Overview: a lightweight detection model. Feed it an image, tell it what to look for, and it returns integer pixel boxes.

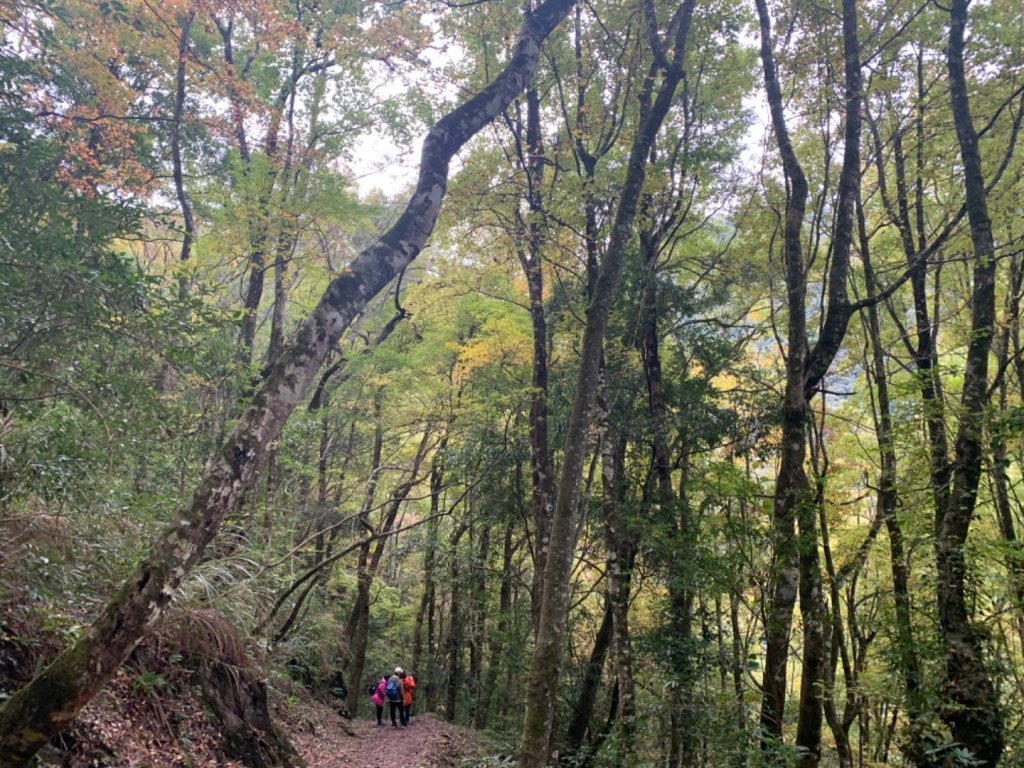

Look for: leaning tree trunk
[0,1,578,761]
[933,1,1005,763]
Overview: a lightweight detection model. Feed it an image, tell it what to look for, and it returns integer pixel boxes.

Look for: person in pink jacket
[369,673,388,726]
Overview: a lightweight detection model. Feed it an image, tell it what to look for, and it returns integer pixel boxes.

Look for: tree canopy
[1,0,1023,766]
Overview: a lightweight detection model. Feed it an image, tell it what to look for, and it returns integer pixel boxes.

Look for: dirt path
[289,712,481,768]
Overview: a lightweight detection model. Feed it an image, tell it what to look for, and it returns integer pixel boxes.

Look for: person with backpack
[386,667,406,727]
[368,673,388,726]
[399,669,416,725]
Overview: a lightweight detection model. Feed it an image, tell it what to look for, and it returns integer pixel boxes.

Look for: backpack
[367,683,376,696]
[385,678,401,701]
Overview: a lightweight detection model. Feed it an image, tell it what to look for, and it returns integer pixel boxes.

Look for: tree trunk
[265,82,300,369]
[599,387,636,766]
[468,523,490,724]
[513,85,558,632]
[199,662,302,768]
[729,587,747,768]
[475,516,515,730]
[344,399,383,716]
[445,523,468,722]
[991,253,1024,649]
[885,54,951,526]
[171,12,195,274]
[859,202,934,767]
[753,0,810,744]
[347,429,432,715]
[0,3,578,756]
[518,4,696,763]
[795,3,862,764]
[795,483,829,768]
[565,599,613,753]
[754,0,863,761]
[818,477,854,768]
[934,1,1005,762]
[638,160,694,768]
[413,449,445,707]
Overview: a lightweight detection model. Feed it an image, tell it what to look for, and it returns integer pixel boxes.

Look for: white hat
[395,666,403,674]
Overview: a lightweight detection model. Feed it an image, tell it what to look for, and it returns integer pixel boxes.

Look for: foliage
[0,0,1023,764]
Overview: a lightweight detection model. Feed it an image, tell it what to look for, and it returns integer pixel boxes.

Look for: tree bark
[598,381,636,766]
[638,160,695,768]
[344,398,383,715]
[565,599,614,753]
[0,1,578,758]
[934,1,1005,762]
[512,85,558,632]
[992,254,1024,649]
[795,3,862,764]
[475,516,515,730]
[347,428,432,714]
[468,523,490,724]
[171,11,195,272]
[728,587,747,768]
[859,201,937,767]
[754,0,863,761]
[753,0,810,744]
[413,445,446,710]
[518,3,697,763]
[880,59,951,524]
[445,522,468,722]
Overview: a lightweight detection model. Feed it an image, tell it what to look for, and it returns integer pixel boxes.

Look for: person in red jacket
[399,669,416,725]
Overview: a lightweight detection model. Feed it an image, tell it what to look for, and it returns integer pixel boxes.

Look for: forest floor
[3,600,483,768]
[20,662,483,768]
[289,707,485,768]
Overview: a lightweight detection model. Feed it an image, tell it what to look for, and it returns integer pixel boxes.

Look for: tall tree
[518,0,698,762]
[0,0,578,760]
[932,0,1005,761]
[753,0,864,763]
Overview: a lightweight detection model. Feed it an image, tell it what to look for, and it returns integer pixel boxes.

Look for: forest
[0,0,1022,765]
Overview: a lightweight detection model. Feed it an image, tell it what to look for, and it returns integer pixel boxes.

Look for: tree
[518,0,699,762]
[0,0,578,760]
[931,0,1005,762]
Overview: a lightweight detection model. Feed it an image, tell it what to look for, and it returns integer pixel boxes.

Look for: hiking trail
[290,711,482,768]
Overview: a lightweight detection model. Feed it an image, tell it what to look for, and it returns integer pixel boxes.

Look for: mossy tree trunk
[933,1,1005,762]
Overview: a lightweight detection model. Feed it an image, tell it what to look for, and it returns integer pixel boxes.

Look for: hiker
[399,669,416,724]
[386,667,406,727]
[369,673,388,726]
